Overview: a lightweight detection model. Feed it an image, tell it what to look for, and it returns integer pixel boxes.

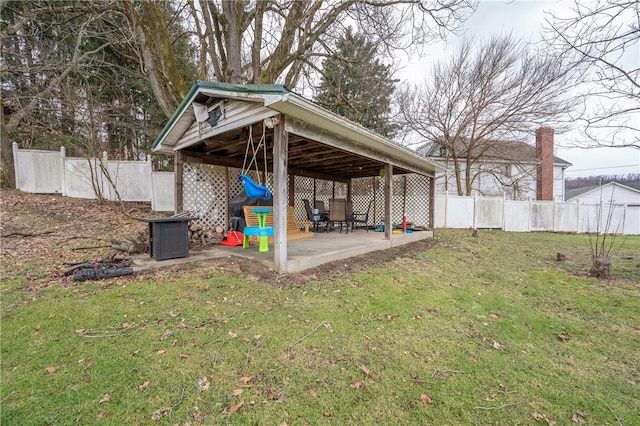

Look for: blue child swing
[238,123,272,201]
[236,123,274,251]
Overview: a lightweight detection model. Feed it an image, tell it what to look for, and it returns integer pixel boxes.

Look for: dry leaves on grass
[198,377,211,392]
[419,394,434,406]
[228,388,243,397]
[572,411,587,423]
[138,381,149,391]
[533,412,556,425]
[45,366,58,374]
[349,380,363,389]
[224,400,244,416]
[98,393,110,404]
[359,364,378,380]
[151,406,171,421]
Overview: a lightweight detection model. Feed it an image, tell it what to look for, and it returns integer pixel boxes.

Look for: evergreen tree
[315,28,397,138]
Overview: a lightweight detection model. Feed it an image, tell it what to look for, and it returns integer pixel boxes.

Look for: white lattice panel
[183,163,227,229]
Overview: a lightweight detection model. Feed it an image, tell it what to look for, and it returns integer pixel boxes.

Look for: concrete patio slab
[131,229,433,274]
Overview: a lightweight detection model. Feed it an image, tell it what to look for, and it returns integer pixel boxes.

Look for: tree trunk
[0,100,15,188]
[123,1,188,117]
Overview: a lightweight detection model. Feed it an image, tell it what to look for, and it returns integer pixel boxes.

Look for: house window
[439,146,448,157]
[502,165,511,178]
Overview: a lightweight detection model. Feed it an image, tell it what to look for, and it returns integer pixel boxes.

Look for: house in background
[417,127,572,201]
[566,182,640,206]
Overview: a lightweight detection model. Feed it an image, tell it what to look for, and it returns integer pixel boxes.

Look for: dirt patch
[1,190,438,288]
[230,236,438,286]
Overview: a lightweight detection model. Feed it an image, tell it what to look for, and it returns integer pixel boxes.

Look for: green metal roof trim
[152,81,291,149]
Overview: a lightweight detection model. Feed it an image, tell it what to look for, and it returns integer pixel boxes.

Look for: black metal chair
[351,200,372,232]
[303,199,325,231]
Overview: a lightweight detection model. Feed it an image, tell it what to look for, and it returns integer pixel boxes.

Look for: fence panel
[151,172,175,212]
[14,148,63,193]
[504,201,530,232]
[530,202,554,231]
[554,202,578,232]
[445,196,474,228]
[103,161,151,202]
[474,197,503,228]
[624,206,640,235]
[63,158,103,199]
[434,197,446,228]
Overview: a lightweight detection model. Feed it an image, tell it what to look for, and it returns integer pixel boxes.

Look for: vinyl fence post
[12,142,19,189]
[60,146,66,195]
[473,193,477,229]
[147,155,154,206]
[576,199,581,233]
[502,193,506,230]
[444,190,448,228]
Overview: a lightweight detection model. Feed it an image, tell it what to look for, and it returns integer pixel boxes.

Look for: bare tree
[177,0,475,88]
[398,34,578,196]
[545,0,639,150]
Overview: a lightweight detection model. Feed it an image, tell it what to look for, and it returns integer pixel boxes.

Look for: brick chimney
[536,127,554,201]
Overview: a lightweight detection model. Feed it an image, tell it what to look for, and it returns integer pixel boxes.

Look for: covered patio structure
[153,81,441,273]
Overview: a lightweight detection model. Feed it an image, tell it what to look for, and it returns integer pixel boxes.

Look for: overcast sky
[398,0,640,179]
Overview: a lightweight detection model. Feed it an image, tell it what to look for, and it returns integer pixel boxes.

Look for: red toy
[220,231,244,246]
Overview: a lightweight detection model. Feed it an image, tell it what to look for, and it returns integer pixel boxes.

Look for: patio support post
[429,175,435,230]
[288,174,295,206]
[272,114,288,272]
[384,163,393,240]
[175,150,185,213]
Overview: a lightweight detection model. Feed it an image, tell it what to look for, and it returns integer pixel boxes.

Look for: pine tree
[315,28,397,138]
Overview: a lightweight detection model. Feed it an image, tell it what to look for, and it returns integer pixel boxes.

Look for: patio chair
[327,199,350,233]
[303,198,325,231]
[351,200,372,232]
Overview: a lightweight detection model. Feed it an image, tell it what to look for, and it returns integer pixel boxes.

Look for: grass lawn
[1,229,639,425]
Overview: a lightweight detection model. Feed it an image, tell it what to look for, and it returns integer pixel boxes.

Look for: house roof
[418,138,572,167]
[565,181,640,201]
[153,81,442,179]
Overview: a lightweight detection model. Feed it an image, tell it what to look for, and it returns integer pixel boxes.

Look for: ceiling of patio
[183,124,413,182]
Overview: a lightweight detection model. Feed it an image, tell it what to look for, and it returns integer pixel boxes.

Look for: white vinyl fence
[12,145,639,235]
[435,193,639,235]
[12,143,174,212]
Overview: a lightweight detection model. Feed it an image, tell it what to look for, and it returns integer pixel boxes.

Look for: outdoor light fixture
[264,116,279,129]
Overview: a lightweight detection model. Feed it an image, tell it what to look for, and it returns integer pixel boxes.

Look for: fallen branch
[77,322,139,338]
[596,397,623,426]
[286,321,327,354]
[431,369,465,380]
[72,244,112,251]
[473,403,516,410]
[2,230,54,237]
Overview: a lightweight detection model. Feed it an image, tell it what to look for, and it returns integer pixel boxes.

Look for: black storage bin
[143,217,198,261]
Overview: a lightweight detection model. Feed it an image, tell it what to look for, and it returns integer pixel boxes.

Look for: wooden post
[272,115,288,272]
[429,174,435,230]
[175,150,184,213]
[225,167,230,227]
[384,164,393,240]
[288,173,295,206]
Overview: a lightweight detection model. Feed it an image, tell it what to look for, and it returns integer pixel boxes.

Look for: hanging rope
[241,123,267,184]
[239,122,272,200]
